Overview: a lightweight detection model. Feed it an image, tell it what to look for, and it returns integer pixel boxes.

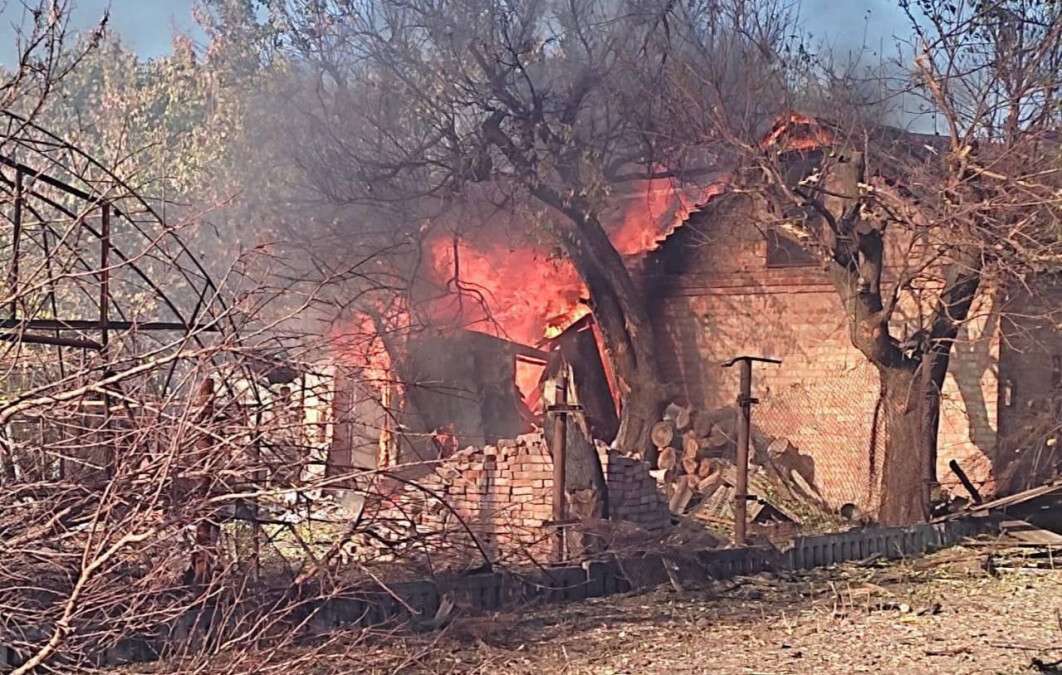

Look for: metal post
[8,169,22,319]
[734,359,752,546]
[723,355,781,546]
[99,202,111,351]
[551,375,569,562]
[99,203,113,476]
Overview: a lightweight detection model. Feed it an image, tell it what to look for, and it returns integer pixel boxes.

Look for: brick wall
[935,291,1000,493]
[994,284,1062,492]
[376,432,669,561]
[645,195,1006,507]
[599,451,671,526]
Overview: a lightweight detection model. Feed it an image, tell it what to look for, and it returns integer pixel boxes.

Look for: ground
[338,541,1062,675]
[126,538,1062,674]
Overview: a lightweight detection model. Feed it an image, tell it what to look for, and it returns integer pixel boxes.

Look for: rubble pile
[370,432,670,563]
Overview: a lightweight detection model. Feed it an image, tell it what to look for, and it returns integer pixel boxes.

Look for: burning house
[642,116,1062,508]
[321,115,1061,551]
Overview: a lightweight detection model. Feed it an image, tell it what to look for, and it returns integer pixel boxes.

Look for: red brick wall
[647,195,1005,507]
[994,285,1062,492]
[378,432,669,561]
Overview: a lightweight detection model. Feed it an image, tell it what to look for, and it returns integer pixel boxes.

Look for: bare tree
[0,9,456,667]
[683,0,1061,523]
[245,0,794,473]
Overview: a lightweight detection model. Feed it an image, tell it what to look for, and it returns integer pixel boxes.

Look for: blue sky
[802,0,912,54]
[1,0,915,61]
[1,0,203,62]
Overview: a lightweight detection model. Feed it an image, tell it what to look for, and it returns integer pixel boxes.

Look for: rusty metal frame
[0,111,227,370]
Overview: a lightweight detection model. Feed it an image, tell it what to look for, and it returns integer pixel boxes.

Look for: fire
[427,236,588,347]
[761,112,837,152]
[330,175,727,399]
[326,114,818,434]
[426,177,725,347]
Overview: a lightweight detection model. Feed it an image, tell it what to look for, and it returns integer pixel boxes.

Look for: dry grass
[203,538,1061,675]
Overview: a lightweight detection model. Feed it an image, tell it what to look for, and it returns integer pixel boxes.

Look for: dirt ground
[337,540,1062,675]
[125,538,1061,674]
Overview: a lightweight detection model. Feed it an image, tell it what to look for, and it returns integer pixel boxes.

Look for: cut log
[668,474,695,513]
[696,457,715,478]
[682,456,699,476]
[682,432,701,460]
[698,471,723,495]
[673,405,692,432]
[651,420,675,449]
[658,446,677,471]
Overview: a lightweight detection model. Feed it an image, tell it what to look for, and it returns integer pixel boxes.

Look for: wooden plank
[1000,520,1062,546]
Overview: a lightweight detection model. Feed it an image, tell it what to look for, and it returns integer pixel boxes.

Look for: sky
[0,0,917,61]
[1,0,203,62]
[801,0,913,55]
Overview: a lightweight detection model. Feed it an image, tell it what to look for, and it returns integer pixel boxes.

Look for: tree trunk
[815,150,983,525]
[551,207,669,464]
[484,121,669,463]
[919,254,984,508]
[819,150,931,524]
[873,366,930,525]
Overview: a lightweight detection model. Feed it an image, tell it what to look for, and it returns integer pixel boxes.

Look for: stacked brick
[598,449,671,532]
[374,432,670,561]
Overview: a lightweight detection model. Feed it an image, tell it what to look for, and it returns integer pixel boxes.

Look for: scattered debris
[253,534,1062,674]
[1001,519,1062,547]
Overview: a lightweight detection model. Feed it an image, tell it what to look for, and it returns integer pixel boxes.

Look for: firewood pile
[647,403,834,533]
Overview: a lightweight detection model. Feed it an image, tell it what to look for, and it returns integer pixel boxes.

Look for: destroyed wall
[376,433,669,561]
[401,330,535,452]
[644,192,1005,508]
[329,366,390,486]
[995,283,1062,492]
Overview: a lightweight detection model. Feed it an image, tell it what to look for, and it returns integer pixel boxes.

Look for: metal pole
[8,169,22,319]
[734,359,752,546]
[551,375,569,562]
[722,355,781,546]
[99,202,111,351]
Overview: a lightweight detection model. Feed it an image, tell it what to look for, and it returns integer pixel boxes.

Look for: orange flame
[761,112,836,152]
[331,176,724,389]
[426,178,724,346]
[427,236,589,347]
